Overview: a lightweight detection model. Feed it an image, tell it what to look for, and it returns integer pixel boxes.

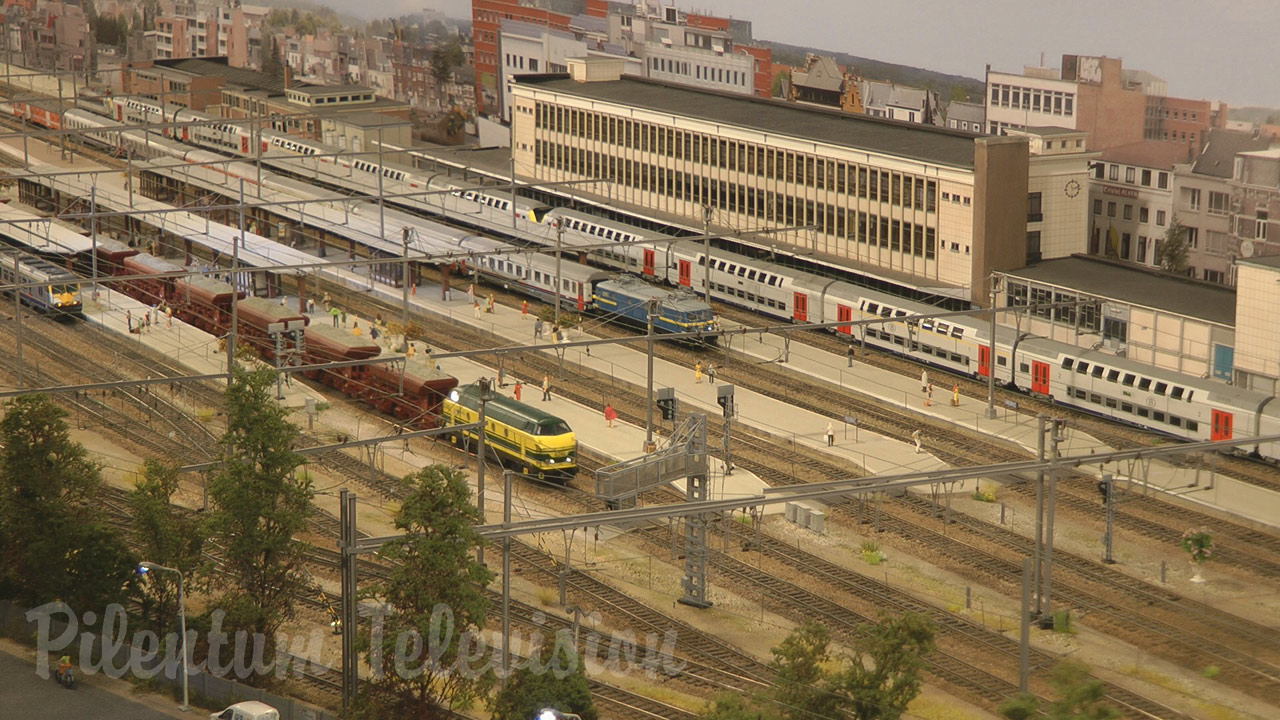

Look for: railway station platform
[323,265,1277,529]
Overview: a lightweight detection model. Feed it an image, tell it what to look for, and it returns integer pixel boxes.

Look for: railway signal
[657,386,678,422]
[716,384,735,418]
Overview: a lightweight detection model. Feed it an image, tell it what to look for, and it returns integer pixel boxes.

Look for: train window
[1138,378,1152,391]
[951,327,964,338]
[747,270,757,281]
[1073,388,1086,399]
[1062,358,1074,369]
[1171,386,1184,400]
[1154,382,1168,396]
[717,260,727,270]
[1186,420,1198,432]
[1184,390,1194,403]
[1019,362,1028,373]
[1122,374,1135,386]
[1090,393,1102,404]
[1170,416,1182,428]
[997,356,1008,367]
[1153,411,1165,422]
[1107,370,1120,382]
[921,319,935,331]
[892,335,905,346]
[866,303,879,314]
[880,307,893,318]
[1136,407,1149,418]
[737,266,748,277]
[746,293,756,302]
[1091,366,1104,378]
[1121,402,1133,413]
[936,322,949,333]
[1076,362,1089,374]
[1105,398,1118,409]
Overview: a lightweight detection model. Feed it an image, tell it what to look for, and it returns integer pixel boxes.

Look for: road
[0,639,189,720]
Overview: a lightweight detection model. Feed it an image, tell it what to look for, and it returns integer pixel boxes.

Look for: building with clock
[1007,127,1096,263]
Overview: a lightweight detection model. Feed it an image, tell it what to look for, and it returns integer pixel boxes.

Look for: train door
[1211,410,1234,441]
[793,293,808,322]
[1030,360,1050,395]
[575,282,585,311]
[978,346,991,378]
[240,136,250,154]
[677,259,691,287]
[642,249,656,277]
[836,304,852,335]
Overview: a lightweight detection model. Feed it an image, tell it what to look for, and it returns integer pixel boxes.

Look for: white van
[209,701,280,720]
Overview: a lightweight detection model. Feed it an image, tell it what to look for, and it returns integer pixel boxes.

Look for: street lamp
[538,710,583,720]
[137,561,189,712]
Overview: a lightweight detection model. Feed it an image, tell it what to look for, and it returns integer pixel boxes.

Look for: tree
[430,40,465,86]
[1155,217,1190,274]
[262,36,284,78]
[129,459,207,633]
[204,367,312,641]
[769,620,840,719]
[998,659,1118,720]
[0,395,136,609]
[698,614,934,720]
[353,465,494,718]
[836,612,935,720]
[490,636,597,720]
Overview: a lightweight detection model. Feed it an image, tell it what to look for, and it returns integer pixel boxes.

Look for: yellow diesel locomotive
[442,383,577,481]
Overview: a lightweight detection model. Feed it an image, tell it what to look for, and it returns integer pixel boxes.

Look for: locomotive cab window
[534,419,572,436]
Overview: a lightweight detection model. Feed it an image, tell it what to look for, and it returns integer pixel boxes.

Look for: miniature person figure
[912,429,922,453]
[307,297,316,314]
[323,292,331,310]
[280,295,287,307]
[467,283,476,305]
[330,306,340,327]
[541,374,551,401]
[340,309,348,327]
[370,324,379,341]
[144,310,151,331]
[951,385,960,407]
[694,361,704,384]
[497,365,505,388]
[921,369,929,392]
[534,317,544,340]
[925,383,934,407]
[847,343,855,367]
[521,300,529,318]
[706,362,716,383]
[165,304,173,328]
[406,342,416,358]
[604,403,617,428]
[474,301,482,319]
[351,321,362,336]
[825,423,835,447]
[126,309,133,333]
[487,293,495,314]
[513,381,523,402]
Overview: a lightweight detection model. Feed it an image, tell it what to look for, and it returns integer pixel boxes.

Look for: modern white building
[607,1,758,97]
[498,18,639,124]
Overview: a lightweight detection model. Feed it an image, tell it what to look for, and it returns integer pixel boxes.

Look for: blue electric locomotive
[593,276,717,343]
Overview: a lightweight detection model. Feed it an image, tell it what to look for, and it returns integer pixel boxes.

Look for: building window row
[988,83,1075,116]
[535,139,937,260]
[534,102,938,212]
[1092,162,1169,189]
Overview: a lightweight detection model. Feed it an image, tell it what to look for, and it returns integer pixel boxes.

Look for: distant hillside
[763,41,986,103]
[1229,106,1280,125]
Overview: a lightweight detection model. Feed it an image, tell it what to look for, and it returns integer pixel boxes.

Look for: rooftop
[1237,254,1280,271]
[514,75,979,168]
[1191,128,1273,178]
[153,57,287,94]
[323,110,410,128]
[289,84,374,96]
[1100,140,1193,170]
[1015,126,1083,137]
[1007,255,1235,326]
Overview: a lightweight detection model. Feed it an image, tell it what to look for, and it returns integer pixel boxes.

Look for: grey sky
[382,0,1280,108]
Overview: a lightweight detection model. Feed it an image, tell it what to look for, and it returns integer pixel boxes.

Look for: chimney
[284,64,291,89]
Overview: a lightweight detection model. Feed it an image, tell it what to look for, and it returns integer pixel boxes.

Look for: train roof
[451,383,571,428]
[547,207,668,241]
[597,276,712,313]
[126,253,185,274]
[180,274,237,297]
[1017,336,1267,408]
[0,246,77,280]
[93,238,136,256]
[237,296,307,323]
[306,323,382,352]
[0,201,92,255]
